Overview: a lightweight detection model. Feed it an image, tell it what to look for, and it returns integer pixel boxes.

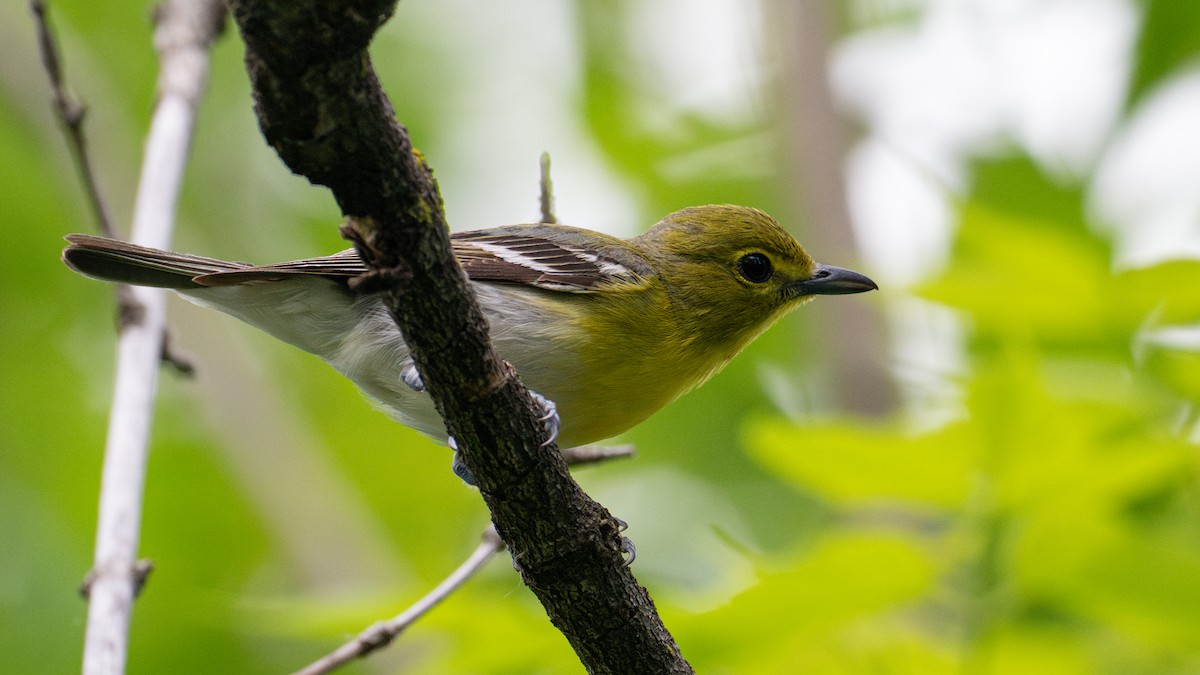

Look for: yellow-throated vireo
[63,205,877,469]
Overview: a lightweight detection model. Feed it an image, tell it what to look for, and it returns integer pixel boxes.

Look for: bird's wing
[192,227,651,293]
[451,229,648,293]
[63,234,254,289]
[191,249,364,286]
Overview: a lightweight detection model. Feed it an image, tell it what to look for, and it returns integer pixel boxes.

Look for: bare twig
[291,443,632,673]
[78,1,225,674]
[157,328,195,376]
[32,0,196,376]
[538,151,557,223]
[294,527,506,675]
[561,443,635,467]
[30,0,117,239]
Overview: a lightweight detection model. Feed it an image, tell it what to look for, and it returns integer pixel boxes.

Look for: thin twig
[31,0,117,239]
[158,327,195,376]
[77,1,225,674]
[32,0,196,376]
[538,151,557,223]
[290,449,629,675]
[293,527,506,675]
[561,443,636,467]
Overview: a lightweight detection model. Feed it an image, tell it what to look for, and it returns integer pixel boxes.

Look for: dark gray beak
[791,264,878,296]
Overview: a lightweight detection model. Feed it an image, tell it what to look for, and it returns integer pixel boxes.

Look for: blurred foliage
[3,0,1200,673]
[1129,0,1200,110]
[741,156,1200,669]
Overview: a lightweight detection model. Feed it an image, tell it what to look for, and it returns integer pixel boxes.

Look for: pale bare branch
[294,527,506,675]
[78,1,225,673]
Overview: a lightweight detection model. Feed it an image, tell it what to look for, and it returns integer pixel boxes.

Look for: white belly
[181,278,582,443]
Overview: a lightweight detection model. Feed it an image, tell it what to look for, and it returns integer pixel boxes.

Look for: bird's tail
[62,234,249,289]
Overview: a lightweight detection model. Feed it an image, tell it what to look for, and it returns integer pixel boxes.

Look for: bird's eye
[737,253,773,283]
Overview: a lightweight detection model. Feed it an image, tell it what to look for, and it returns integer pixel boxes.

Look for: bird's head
[634,204,877,353]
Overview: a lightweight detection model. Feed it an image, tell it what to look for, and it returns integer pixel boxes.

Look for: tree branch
[30,0,116,240]
[32,0,196,375]
[71,1,226,673]
[294,527,505,675]
[226,1,690,671]
[291,445,634,674]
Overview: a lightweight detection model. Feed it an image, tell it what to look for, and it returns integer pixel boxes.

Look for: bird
[63,204,877,476]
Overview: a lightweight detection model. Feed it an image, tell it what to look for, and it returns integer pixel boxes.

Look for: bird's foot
[446,391,559,487]
[621,537,637,566]
[448,436,477,486]
[400,359,425,392]
[531,390,559,447]
[614,517,636,566]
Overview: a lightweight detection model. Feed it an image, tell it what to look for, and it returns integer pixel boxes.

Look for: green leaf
[1116,259,1200,326]
[983,624,1094,675]
[1128,0,1200,110]
[970,155,1089,229]
[1018,525,1200,651]
[678,534,936,670]
[1142,344,1200,402]
[746,418,975,509]
[920,203,1123,350]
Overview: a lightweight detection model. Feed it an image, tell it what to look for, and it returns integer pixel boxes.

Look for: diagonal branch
[294,527,506,675]
[64,1,226,673]
[31,0,116,239]
[32,0,196,375]
[225,1,691,672]
[291,446,634,674]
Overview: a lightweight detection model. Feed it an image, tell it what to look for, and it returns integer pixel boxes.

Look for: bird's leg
[530,390,560,447]
[613,517,636,566]
[408,353,558,448]
[399,358,425,392]
[448,391,561,486]
[445,393,634,561]
[401,359,479,484]
[448,436,477,486]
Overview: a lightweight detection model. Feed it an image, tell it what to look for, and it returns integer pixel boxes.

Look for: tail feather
[62,234,249,289]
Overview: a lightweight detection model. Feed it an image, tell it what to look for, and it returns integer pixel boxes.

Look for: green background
[2,1,1199,672]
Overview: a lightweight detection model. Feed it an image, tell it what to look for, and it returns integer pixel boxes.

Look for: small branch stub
[539,152,557,224]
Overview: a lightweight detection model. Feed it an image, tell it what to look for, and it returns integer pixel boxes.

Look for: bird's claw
[530,391,560,447]
[400,359,425,392]
[449,437,477,486]
[445,391,558,485]
[608,516,635,565]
